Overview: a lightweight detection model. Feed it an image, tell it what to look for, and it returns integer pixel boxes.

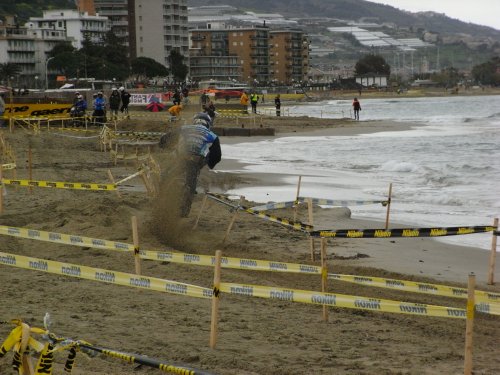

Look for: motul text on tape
[207,192,313,232]
[0,251,212,299]
[298,196,388,207]
[219,282,467,319]
[310,226,496,238]
[1,179,117,191]
[329,273,500,315]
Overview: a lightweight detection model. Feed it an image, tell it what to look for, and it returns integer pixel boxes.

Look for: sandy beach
[0,104,498,374]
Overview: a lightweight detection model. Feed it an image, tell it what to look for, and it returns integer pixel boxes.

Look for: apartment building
[129,0,189,68]
[28,9,110,49]
[0,15,68,86]
[270,29,309,84]
[190,26,309,85]
[93,0,129,48]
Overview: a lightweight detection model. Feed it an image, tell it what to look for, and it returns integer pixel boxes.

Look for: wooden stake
[487,218,498,285]
[107,169,122,198]
[193,194,208,229]
[321,238,328,322]
[293,176,302,222]
[21,322,34,375]
[384,183,392,230]
[308,198,315,261]
[0,166,3,215]
[210,250,222,349]
[464,273,475,375]
[223,196,243,243]
[28,146,33,195]
[131,216,141,275]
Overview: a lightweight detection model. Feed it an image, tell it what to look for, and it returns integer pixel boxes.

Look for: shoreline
[214,119,499,287]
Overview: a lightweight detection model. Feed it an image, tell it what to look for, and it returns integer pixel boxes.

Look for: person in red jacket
[352,97,361,120]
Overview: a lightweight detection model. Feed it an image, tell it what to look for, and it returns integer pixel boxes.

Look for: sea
[220,94,500,251]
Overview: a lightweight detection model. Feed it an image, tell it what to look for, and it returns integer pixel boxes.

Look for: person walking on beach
[352,97,361,120]
[250,92,259,114]
[240,91,249,113]
[109,87,121,120]
[119,86,131,119]
[274,94,281,117]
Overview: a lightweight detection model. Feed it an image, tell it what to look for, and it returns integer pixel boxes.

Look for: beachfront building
[0,15,68,87]
[269,29,309,85]
[28,9,110,49]
[92,0,130,49]
[190,25,311,85]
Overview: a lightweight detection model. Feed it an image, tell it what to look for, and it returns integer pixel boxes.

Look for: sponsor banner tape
[298,196,388,207]
[249,201,297,212]
[329,273,500,314]
[310,226,496,238]
[219,282,466,319]
[1,179,117,191]
[0,224,133,252]
[207,192,313,232]
[0,251,212,299]
[1,163,16,170]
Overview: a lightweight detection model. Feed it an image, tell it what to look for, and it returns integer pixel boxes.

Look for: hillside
[0,0,75,23]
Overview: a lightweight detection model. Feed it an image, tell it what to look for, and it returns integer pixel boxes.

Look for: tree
[355,54,391,76]
[130,57,168,79]
[0,63,22,83]
[48,42,79,77]
[471,57,500,85]
[168,50,188,81]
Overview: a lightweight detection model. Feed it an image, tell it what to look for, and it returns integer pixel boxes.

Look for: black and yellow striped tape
[1,178,117,191]
[310,226,496,238]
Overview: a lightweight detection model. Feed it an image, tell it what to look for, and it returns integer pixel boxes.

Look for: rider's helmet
[77,94,84,100]
[193,112,213,129]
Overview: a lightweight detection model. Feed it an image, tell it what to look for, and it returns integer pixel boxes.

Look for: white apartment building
[28,9,110,49]
[0,16,68,87]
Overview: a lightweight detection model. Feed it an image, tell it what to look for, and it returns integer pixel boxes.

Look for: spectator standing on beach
[119,86,131,119]
[240,91,249,113]
[93,91,107,126]
[274,94,281,117]
[109,87,121,120]
[352,97,361,120]
[173,89,181,105]
[250,92,259,114]
[168,103,183,120]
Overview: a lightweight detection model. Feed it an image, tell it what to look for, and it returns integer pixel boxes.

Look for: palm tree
[0,63,22,85]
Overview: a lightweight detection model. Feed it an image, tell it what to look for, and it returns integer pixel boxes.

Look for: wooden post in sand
[28,146,33,195]
[293,176,302,222]
[307,198,315,261]
[384,183,392,230]
[223,195,243,243]
[487,218,498,285]
[131,216,142,275]
[463,273,475,375]
[0,166,3,214]
[193,194,208,229]
[20,322,34,375]
[210,250,222,349]
[107,169,121,198]
[320,238,328,322]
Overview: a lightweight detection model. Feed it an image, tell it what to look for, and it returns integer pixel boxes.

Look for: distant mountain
[188,0,500,39]
[0,0,75,23]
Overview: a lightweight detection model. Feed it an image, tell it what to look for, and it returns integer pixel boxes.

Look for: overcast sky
[369,0,500,30]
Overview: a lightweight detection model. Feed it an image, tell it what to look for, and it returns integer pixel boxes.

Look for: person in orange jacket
[240,91,249,113]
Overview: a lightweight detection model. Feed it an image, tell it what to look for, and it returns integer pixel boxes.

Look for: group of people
[70,87,132,126]
[239,91,281,116]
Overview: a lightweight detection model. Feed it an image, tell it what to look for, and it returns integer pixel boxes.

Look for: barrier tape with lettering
[1,178,117,191]
[2,223,498,313]
[328,273,500,315]
[310,226,496,238]
[207,192,313,232]
[1,163,16,170]
[219,282,467,319]
[0,320,215,375]
[298,196,389,207]
[0,251,212,299]
[249,200,297,212]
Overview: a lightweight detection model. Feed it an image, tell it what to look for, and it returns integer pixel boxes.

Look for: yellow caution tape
[329,273,500,315]
[1,163,16,170]
[249,201,297,212]
[207,192,313,232]
[0,251,212,299]
[0,225,134,252]
[310,226,496,238]
[219,282,466,319]
[1,179,117,191]
[298,196,388,207]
